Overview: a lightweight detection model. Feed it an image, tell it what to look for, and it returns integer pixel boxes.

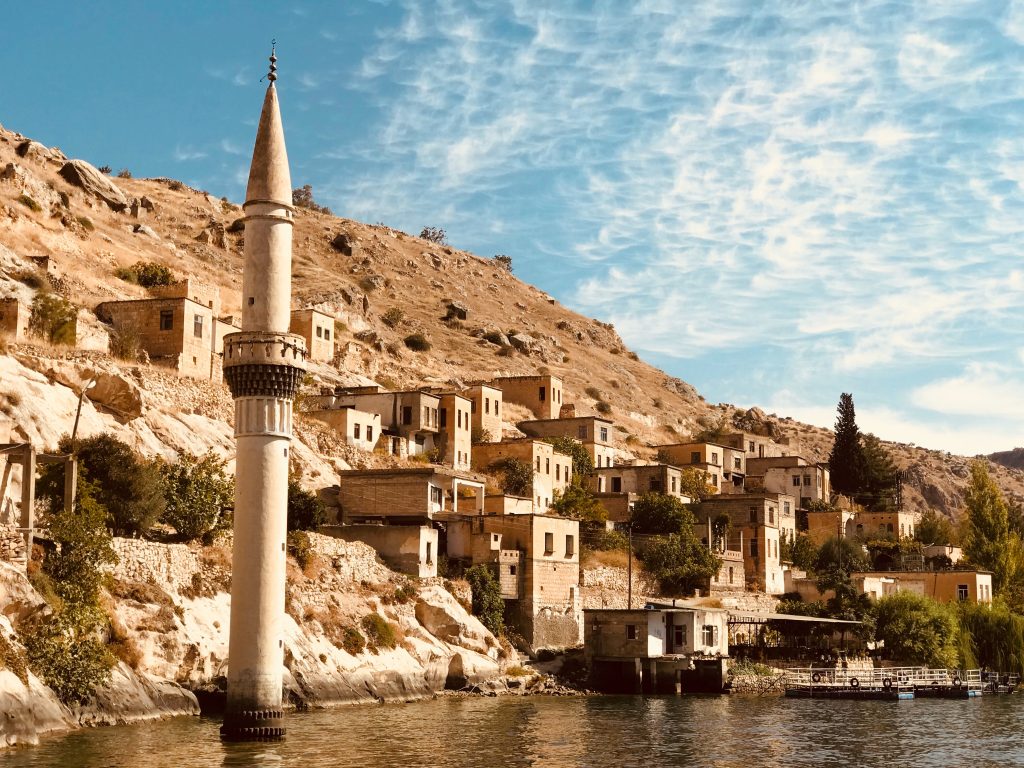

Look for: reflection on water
[5,694,1024,768]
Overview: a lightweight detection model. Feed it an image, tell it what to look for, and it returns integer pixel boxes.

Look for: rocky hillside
[990,448,1024,473]
[1,120,1022,519]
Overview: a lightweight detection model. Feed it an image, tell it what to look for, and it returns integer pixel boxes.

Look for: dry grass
[582,549,630,569]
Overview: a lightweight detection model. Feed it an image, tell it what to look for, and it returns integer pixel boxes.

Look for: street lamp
[70,378,96,453]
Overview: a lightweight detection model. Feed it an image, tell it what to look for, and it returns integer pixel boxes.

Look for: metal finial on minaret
[268,40,277,82]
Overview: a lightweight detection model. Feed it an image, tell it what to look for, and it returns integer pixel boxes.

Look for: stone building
[0,298,29,342]
[518,415,616,468]
[436,392,472,471]
[461,383,503,442]
[491,374,563,420]
[320,524,437,578]
[590,463,690,500]
[333,467,485,524]
[654,442,746,494]
[305,406,380,451]
[788,568,993,605]
[307,387,440,459]
[289,308,335,362]
[720,431,785,460]
[852,509,918,540]
[472,438,572,512]
[745,455,831,509]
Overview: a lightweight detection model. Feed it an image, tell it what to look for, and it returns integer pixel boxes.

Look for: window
[599,427,608,442]
[711,474,718,486]
[425,541,432,565]
[367,426,373,442]
[325,328,331,340]
[749,441,755,452]
[440,408,448,428]
[536,457,541,472]
[803,475,811,486]
[555,464,560,481]
[596,455,602,468]
[702,625,718,647]
[728,567,734,585]
[545,458,550,474]
[691,451,700,463]
[784,501,791,515]
[671,477,677,493]
[957,584,969,601]
[611,477,622,493]
[430,486,443,506]
[751,540,758,558]
[316,326,323,338]
[673,625,686,647]
[556,389,561,403]
[887,523,894,533]
[734,457,741,470]
[544,532,554,554]
[485,397,490,414]
[626,624,637,640]
[354,424,361,440]
[423,406,430,425]
[649,478,662,492]
[711,452,719,465]
[402,406,413,425]
[578,425,587,439]
[792,476,801,487]
[539,386,546,402]
[495,401,500,415]
[458,410,464,429]
[768,507,774,524]
[193,314,203,338]
[509,564,517,576]
[471,400,477,414]
[565,535,575,557]
[749,507,757,523]
[160,310,173,331]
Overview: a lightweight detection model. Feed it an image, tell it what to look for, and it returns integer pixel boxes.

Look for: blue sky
[4,1,1024,455]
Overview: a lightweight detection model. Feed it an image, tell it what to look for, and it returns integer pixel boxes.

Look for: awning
[728,611,861,625]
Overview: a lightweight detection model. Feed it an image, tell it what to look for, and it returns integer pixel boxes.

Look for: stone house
[491,374,563,420]
[461,384,503,442]
[472,438,572,512]
[446,511,581,652]
[852,509,918,540]
[289,308,335,363]
[745,456,831,509]
[320,524,437,578]
[436,392,473,471]
[589,463,690,501]
[305,406,380,452]
[654,442,746,494]
[518,415,616,468]
[720,431,785,460]
[805,506,856,546]
[0,298,30,342]
[96,280,229,381]
[789,568,993,605]
[694,492,793,595]
[332,467,485,524]
[583,605,729,693]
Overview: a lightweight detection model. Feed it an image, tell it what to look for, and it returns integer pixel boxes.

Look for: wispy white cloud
[173,145,207,162]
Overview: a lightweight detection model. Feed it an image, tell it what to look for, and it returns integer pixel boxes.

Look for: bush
[108,321,142,361]
[403,333,431,352]
[0,632,29,685]
[465,565,504,636]
[584,386,602,400]
[595,401,612,415]
[116,169,132,179]
[21,612,113,705]
[17,194,42,212]
[287,531,313,570]
[76,215,94,231]
[551,485,606,523]
[29,293,77,345]
[37,433,165,538]
[287,479,326,532]
[420,226,447,244]
[168,180,183,191]
[98,165,112,175]
[291,184,333,215]
[360,613,397,652]
[342,626,365,655]
[381,307,404,328]
[116,261,174,288]
[160,451,234,541]
[493,254,512,272]
[489,458,534,498]
[639,533,721,595]
[393,582,417,604]
[875,592,959,668]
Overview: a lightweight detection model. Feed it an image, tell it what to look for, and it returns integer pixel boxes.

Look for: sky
[3,1,1023,456]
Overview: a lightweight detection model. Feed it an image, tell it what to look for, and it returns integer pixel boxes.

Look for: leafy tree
[861,433,898,512]
[828,393,867,501]
[551,484,606,524]
[875,592,960,668]
[631,492,694,535]
[29,293,77,345]
[37,433,165,537]
[962,461,1024,597]
[287,478,326,532]
[678,466,716,502]
[489,458,534,498]
[638,534,721,595]
[958,601,1024,675]
[544,436,593,480]
[160,451,234,541]
[914,508,958,547]
[493,254,513,272]
[420,226,447,244]
[814,536,868,594]
[465,565,504,636]
[780,532,818,571]
[291,184,333,215]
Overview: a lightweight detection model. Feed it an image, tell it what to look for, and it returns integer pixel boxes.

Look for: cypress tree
[828,393,867,501]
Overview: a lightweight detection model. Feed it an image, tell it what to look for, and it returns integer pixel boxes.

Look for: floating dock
[783,667,987,700]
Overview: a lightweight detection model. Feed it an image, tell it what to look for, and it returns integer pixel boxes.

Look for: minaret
[220,46,306,742]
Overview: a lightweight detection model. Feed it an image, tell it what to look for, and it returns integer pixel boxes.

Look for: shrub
[168,180,184,191]
[116,261,174,288]
[29,294,77,345]
[360,613,397,652]
[287,530,313,570]
[420,226,447,244]
[471,428,493,444]
[381,307,404,328]
[0,632,29,685]
[17,194,42,212]
[76,215,94,231]
[291,184,333,215]
[160,451,234,541]
[392,582,418,604]
[108,321,142,361]
[287,479,326,532]
[403,333,431,352]
[489,458,534,498]
[595,401,612,415]
[342,626,366,655]
[21,612,113,705]
[584,386,602,400]
[493,254,513,272]
[116,169,132,179]
[98,165,112,175]
[465,565,504,636]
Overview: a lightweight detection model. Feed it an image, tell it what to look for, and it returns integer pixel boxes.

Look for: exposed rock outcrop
[58,159,129,212]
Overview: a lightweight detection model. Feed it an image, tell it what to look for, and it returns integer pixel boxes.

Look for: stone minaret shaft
[221,52,306,742]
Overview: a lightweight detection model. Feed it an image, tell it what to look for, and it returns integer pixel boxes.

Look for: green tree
[780,532,818,571]
[828,393,867,501]
[914,508,958,547]
[638,534,721,595]
[551,484,606,524]
[489,458,534,498]
[37,433,165,537]
[29,293,77,345]
[958,601,1024,675]
[465,564,504,636]
[875,592,960,668]
[962,461,1023,597]
[287,478,326,532]
[631,492,694,535]
[861,433,898,512]
[678,466,716,502]
[160,451,234,541]
[543,436,593,480]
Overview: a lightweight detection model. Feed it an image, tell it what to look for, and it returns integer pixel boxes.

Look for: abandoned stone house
[331,467,486,524]
[289,308,335,362]
[518,415,616,468]
[745,455,831,509]
[471,438,572,513]
[654,442,746,495]
[445,510,581,651]
[788,568,992,606]
[96,279,230,381]
[590,463,689,500]
[491,374,563,420]
[460,383,503,443]
[321,524,438,578]
[0,297,30,342]
[305,405,380,452]
[436,392,472,471]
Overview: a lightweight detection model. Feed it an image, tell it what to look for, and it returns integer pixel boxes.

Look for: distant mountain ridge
[990,448,1024,471]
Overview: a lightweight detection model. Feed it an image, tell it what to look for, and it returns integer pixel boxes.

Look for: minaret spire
[221,46,306,743]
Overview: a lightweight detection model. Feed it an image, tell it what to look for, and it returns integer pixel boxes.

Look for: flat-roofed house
[306,406,380,451]
[589,464,690,501]
[289,308,336,362]
[491,374,563,420]
[518,415,616,468]
[462,384,503,442]
[437,392,472,471]
[472,438,572,513]
[0,298,30,342]
[334,467,485,524]
[745,456,831,509]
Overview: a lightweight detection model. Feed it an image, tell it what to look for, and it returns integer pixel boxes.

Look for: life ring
[849,677,860,689]
[952,677,962,688]
[882,677,892,690]
[931,680,938,686]
[811,672,822,683]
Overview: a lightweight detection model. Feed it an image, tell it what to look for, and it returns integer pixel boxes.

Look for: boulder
[14,141,52,162]
[58,159,129,212]
[509,333,536,353]
[445,301,469,321]
[330,232,357,256]
[13,358,145,420]
[133,224,159,240]
[195,220,226,249]
[414,585,496,657]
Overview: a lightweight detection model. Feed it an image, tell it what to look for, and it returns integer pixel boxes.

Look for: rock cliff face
[0,535,504,746]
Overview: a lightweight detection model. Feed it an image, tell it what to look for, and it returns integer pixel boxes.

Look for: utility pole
[627,520,633,610]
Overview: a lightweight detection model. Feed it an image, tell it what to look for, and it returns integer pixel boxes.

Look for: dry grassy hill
[1,120,1022,520]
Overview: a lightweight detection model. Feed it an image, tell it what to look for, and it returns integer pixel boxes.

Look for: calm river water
[5,694,1024,768]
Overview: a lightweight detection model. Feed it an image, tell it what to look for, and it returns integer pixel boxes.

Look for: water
[5,694,1024,768]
